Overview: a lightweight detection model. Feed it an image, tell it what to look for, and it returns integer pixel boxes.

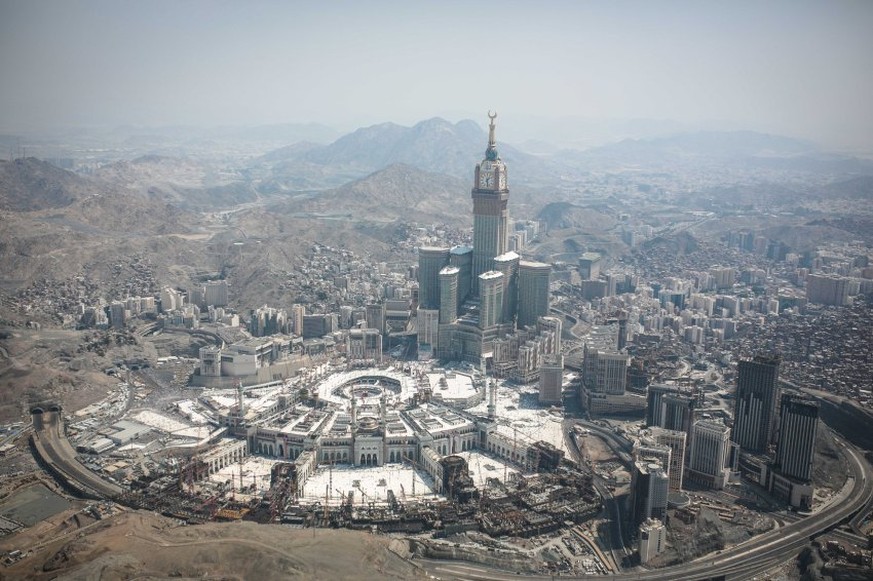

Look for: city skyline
[1,1,872,151]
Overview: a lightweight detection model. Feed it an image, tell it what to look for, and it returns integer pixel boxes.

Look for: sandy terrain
[580,433,619,463]
[3,510,427,580]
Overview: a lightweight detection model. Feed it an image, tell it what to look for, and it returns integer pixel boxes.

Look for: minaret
[488,379,497,422]
[380,391,388,467]
[350,395,357,466]
[481,355,496,421]
[237,380,245,416]
[471,111,510,295]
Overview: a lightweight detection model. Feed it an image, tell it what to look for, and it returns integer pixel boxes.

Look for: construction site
[18,360,611,574]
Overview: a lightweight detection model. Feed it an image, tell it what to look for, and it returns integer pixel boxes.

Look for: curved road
[31,410,122,499]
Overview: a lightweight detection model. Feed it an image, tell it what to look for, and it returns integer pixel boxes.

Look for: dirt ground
[2,509,428,580]
[0,328,118,422]
[580,433,618,463]
[0,325,202,423]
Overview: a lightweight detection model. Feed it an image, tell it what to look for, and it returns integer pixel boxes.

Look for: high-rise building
[365,303,385,335]
[537,316,563,355]
[418,247,450,309]
[646,384,674,427]
[583,348,629,395]
[643,427,687,492]
[203,280,229,307]
[661,392,696,435]
[302,313,337,339]
[630,461,669,525]
[110,301,126,329]
[478,271,505,329]
[732,356,781,453]
[347,328,382,366]
[711,266,736,290]
[806,274,850,306]
[438,266,460,324]
[471,112,510,294]
[773,393,818,482]
[417,308,440,357]
[638,519,667,564]
[418,114,555,367]
[290,304,305,336]
[538,355,564,405]
[493,251,519,325]
[688,420,732,490]
[160,286,183,312]
[578,252,602,280]
[449,246,473,305]
[517,260,551,328]
[635,443,671,479]
[250,305,289,337]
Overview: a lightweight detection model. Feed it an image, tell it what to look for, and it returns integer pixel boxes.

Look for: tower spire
[486,111,498,160]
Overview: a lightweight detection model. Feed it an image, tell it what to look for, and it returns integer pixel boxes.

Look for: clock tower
[471,112,509,295]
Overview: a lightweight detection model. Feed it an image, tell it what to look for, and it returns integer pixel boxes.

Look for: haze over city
[2,0,873,151]
[1,2,873,580]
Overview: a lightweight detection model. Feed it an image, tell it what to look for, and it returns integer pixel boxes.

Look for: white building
[688,420,732,490]
[639,518,667,564]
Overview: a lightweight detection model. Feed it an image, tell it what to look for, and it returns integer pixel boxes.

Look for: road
[30,409,122,499]
[563,420,633,569]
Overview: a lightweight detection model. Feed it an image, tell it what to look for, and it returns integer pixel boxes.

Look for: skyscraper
[438,266,460,324]
[773,393,818,482]
[644,427,687,492]
[732,356,781,453]
[806,273,850,306]
[493,251,520,325]
[418,247,450,309]
[630,461,669,525]
[538,354,564,405]
[478,271,505,329]
[471,112,509,294]
[583,348,630,395]
[449,246,473,305]
[421,113,556,364]
[688,419,732,490]
[517,260,551,328]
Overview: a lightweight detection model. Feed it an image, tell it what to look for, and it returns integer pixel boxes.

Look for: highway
[30,409,123,499]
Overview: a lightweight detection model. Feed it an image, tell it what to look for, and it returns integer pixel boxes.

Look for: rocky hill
[0,158,90,211]
[280,163,470,225]
[93,155,259,209]
[537,201,617,232]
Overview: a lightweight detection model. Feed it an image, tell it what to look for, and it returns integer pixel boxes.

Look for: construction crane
[402,453,427,498]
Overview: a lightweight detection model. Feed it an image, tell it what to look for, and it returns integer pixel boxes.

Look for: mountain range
[252,117,552,191]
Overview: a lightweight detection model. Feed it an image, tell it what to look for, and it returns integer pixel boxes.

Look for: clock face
[498,174,506,190]
[479,173,493,189]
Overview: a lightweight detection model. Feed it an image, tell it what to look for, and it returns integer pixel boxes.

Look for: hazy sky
[1,0,872,150]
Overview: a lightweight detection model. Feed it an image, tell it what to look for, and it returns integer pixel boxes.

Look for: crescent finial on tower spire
[486,111,498,160]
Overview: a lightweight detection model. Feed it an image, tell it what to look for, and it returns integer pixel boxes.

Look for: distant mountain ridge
[558,130,873,173]
[255,117,547,184]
